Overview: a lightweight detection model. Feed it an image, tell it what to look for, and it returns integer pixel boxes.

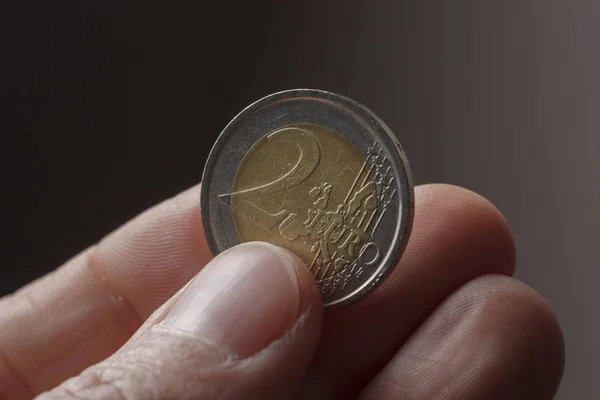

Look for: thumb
[38,242,323,400]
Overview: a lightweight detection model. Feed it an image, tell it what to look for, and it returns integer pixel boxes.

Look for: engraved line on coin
[343,158,367,203]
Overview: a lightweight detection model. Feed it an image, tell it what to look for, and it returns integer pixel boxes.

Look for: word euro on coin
[201,89,414,308]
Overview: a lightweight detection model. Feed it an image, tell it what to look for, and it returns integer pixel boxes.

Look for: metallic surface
[201,89,414,308]
[231,123,370,271]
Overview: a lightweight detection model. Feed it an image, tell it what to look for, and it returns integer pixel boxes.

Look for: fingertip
[261,242,324,314]
[161,241,321,359]
[240,242,324,347]
[221,241,323,316]
[414,184,516,276]
[450,275,565,398]
[494,276,565,397]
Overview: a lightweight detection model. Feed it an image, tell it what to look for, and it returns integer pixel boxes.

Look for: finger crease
[85,248,144,336]
[0,343,35,399]
[61,385,90,400]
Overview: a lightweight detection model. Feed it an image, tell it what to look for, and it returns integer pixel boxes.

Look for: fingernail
[163,242,304,357]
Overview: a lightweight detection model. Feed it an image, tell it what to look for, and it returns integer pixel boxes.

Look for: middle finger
[301,184,516,398]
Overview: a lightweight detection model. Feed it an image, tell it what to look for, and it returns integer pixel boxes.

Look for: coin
[200,89,414,308]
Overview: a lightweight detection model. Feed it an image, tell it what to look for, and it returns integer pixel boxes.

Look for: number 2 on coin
[218,127,321,229]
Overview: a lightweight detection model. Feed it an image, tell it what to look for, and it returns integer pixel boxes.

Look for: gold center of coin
[229,123,378,280]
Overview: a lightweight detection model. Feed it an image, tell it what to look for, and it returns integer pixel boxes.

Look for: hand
[0,184,564,399]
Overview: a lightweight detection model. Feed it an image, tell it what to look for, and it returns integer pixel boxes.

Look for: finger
[301,184,516,398]
[0,185,212,398]
[359,275,564,400]
[37,242,323,400]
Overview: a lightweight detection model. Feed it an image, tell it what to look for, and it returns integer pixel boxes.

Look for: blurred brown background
[1,1,598,398]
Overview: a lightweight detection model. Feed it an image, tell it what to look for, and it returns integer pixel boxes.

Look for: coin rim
[200,89,414,308]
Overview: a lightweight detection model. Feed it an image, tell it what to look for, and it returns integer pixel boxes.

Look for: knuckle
[37,329,243,400]
[36,346,169,400]
[37,367,130,400]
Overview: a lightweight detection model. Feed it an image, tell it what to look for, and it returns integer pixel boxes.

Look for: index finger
[0,185,212,398]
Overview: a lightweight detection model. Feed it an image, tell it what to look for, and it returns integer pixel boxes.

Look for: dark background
[1,1,598,398]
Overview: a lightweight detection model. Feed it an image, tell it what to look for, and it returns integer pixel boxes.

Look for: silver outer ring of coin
[200,89,414,308]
